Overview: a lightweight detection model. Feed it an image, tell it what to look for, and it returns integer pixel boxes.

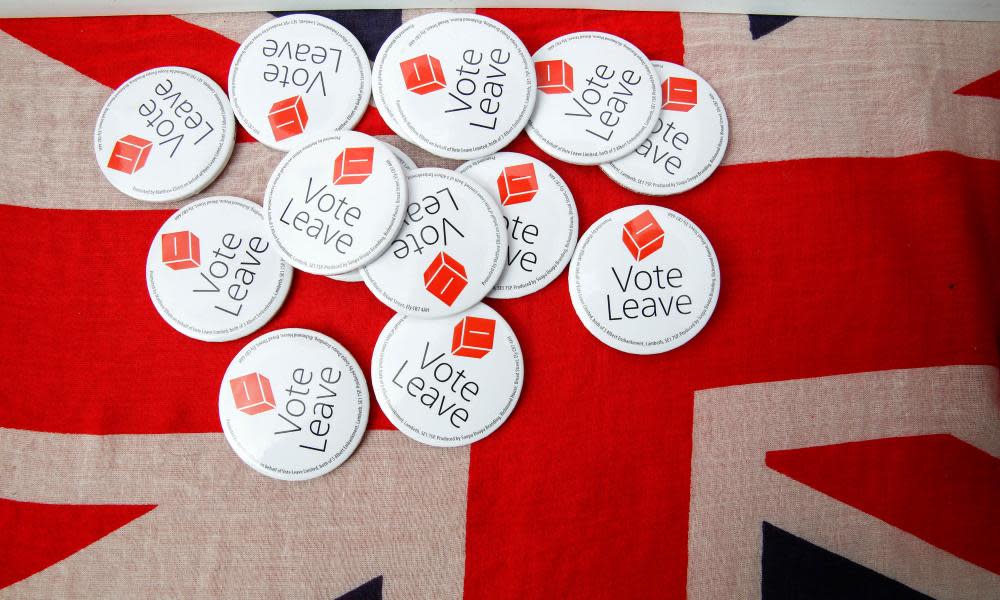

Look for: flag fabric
[0,8,998,599]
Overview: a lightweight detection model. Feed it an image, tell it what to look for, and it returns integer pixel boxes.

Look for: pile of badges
[94,13,727,481]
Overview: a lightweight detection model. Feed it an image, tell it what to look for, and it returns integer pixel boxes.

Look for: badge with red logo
[526,32,661,166]
[219,328,369,480]
[362,168,506,318]
[458,152,578,299]
[569,205,720,354]
[264,131,407,275]
[372,303,523,447]
[372,13,536,160]
[146,197,293,342]
[228,14,370,151]
[602,61,729,196]
[95,67,235,202]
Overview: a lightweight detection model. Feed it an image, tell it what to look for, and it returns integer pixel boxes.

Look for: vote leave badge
[228,14,371,151]
[372,303,523,447]
[146,196,293,342]
[526,32,660,165]
[95,66,236,202]
[601,61,729,195]
[219,328,369,481]
[362,168,507,318]
[569,205,720,354]
[458,152,578,299]
[373,13,536,160]
[264,132,407,275]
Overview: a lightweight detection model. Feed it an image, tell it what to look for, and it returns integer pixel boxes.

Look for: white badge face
[372,303,523,447]
[265,132,407,275]
[373,13,536,160]
[219,328,369,480]
[458,152,578,299]
[95,67,236,202]
[146,196,293,342]
[228,14,371,151]
[362,168,506,318]
[526,32,660,166]
[601,61,728,195]
[568,205,720,354]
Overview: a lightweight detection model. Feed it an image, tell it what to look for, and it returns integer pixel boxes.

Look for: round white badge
[601,62,728,195]
[526,32,660,165]
[95,67,236,202]
[362,168,506,318]
[327,141,417,284]
[373,13,536,160]
[458,152,578,299]
[265,132,407,275]
[372,303,523,447]
[219,328,369,480]
[228,14,371,151]
[568,205,719,354]
[146,196,293,342]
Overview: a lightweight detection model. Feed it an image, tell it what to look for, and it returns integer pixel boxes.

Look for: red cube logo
[451,316,496,359]
[622,210,664,261]
[107,135,152,174]
[400,54,446,95]
[423,252,468,306]
[161,231,201,271]
[662,77,698,112]
[230,373,276,416]
[536,59,573,94]
[333,146,375,185]
[268,96,309,142]
[496,163,538,206]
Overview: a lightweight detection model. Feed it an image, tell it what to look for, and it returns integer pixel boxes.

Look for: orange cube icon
[451,316,496,359]
[107,135,152,174]
[333,146,375,185]
[230,373,276,416]
[161,231,201,271]
[662,77,698,112]
[536,59,573,94]
[496,163,539,206]
[268,96,309,142]
[622,210,664,261]
[400,54,446,95]
[423,252,468,306]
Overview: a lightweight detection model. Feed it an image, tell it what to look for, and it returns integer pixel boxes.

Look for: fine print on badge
[228,14,371,151]
[372,303,523,447]
[458,152,578,299]
[146,196,293,342]
[219,328,369,480]
[373,13,536,160]
[95,66,236,202]
[601,61,729,195]
[569,205,720,355]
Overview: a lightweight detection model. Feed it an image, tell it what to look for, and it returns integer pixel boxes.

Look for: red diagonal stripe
[767,435,1000,574]
[954,67,1000,100]
[0,498,156,589]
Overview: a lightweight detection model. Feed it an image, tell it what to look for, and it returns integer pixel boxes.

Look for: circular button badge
[220,328,369,480]
[569,205,720,354]
[373,13,536,160]
[526,32,660,165]
[458,152,578,299]
[362,168,507,317]
[146,196,293,342]
[95,67,236,202]
[601,61,728,195]
[372,303,523,447]
[228,14,371,151]
[265,132,407,275]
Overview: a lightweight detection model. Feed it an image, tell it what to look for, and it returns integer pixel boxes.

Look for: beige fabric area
[687,365,1000,600]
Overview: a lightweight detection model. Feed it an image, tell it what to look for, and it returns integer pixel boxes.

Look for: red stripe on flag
[954,67,1000,100]
[767,435,1000,574]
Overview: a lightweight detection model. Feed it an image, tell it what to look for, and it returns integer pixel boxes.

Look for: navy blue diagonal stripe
[334,575,383,600]
[270,10,402,61]
[748,15,797,39]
